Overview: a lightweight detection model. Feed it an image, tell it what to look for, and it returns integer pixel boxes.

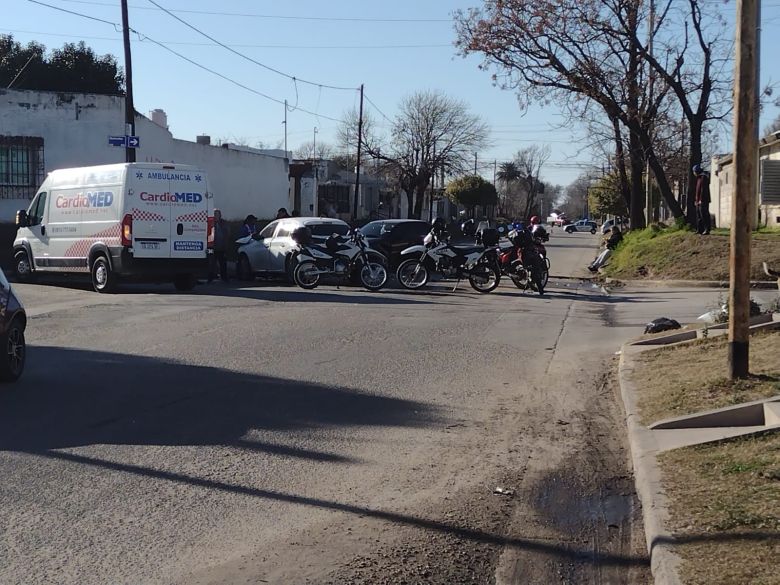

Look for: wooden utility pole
[120,0,136,163]
[729,0,760,379]
[353,84,364,221]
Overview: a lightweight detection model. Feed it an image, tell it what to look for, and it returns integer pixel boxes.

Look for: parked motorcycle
[531,224,552,274]
[395,223,500,293]
[292,227,388,291]
[495,228,547,294]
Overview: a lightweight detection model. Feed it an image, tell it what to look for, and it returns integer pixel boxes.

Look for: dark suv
[0,268,26,382]
[360,220,430,268]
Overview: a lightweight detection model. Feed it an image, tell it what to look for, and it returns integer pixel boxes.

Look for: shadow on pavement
[24,447,652,569]
[0,347,441,459]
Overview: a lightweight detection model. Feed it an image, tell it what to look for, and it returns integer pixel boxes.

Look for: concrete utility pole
[729,0,760,379]
[354,84,364,221]
[120,0,136,163]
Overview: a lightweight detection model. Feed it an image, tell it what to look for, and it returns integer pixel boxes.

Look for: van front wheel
[14,250,34,283]
[91,255,117,293]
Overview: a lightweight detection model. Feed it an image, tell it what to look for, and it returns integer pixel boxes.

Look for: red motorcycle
[494,228,548,294]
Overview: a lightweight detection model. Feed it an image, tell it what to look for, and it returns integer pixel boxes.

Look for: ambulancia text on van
[13,163,213,292]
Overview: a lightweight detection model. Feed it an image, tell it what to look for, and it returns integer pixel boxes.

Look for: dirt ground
[322,367,652,585]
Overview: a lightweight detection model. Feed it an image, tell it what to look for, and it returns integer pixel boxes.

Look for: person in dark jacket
[588,226,623,272]
[239,214,257,238]
[693,164,711,235]
[208,209,230,283]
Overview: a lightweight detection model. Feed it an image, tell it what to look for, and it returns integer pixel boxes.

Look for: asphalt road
[1,231,764,584]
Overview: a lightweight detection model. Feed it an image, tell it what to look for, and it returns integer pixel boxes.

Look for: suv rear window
[310,223,349,237]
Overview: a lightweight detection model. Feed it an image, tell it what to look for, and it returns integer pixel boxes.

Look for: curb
[618,346,683,585]
[605,278,778,289]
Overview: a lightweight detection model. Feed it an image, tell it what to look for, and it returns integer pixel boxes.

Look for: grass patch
[658,431,780,585]
[630,331,780,425]
[603,226,780,281]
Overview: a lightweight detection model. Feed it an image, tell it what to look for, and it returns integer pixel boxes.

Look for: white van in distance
[13,163,212,292]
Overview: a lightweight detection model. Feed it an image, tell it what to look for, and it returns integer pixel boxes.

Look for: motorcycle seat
[452,246,485,255]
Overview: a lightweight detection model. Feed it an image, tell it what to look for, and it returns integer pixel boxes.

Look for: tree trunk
[412,184,425,219]
[686,120,703,225]
[637,131,685,219]
[405,190,415,219]
[628,130,646,229]
[612,116,631,211]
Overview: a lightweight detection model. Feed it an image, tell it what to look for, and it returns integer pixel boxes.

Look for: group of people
[208,207,298,283]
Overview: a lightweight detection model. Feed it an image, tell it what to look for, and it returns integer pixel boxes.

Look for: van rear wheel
[91,255,117,293]
[173,274,196,292]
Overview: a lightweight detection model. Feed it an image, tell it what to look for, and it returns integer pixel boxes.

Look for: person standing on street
[209,209,230,283]
[693,164,711,235]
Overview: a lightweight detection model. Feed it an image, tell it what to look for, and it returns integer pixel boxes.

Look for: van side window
[28,192,47,226]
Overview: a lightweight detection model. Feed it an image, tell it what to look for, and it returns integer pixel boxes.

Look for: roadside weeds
[620,330,780,585]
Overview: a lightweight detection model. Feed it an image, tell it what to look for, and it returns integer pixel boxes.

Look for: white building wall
[0,88,288,221]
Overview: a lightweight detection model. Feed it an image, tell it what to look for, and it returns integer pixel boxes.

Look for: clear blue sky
[7,0,780,187]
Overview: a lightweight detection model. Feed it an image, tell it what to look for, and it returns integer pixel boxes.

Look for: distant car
[0,268,26,383]
[564,219,597,234]
[360,220,430,267]
[601,218,627,234]
[235,217,352,281]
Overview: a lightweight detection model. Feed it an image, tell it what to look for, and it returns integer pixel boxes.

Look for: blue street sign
[127,135,140,148]
[108,135,126,147]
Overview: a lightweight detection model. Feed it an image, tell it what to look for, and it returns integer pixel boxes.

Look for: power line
[56,0,452,22]
[363,93,394,125]
[146,0,358,91]
[0,28,452,49]
[25,0,344,122]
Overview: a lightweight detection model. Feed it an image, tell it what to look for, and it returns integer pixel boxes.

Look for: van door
[26,191,49,266]
[129,171,172,259]
[169,171,208,259]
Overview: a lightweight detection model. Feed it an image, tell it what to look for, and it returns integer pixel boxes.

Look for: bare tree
[455,0,730,226]
[294,141,334,160]
[341,91,489,219]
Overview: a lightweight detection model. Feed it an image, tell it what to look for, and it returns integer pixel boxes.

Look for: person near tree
[588,226,623,272]
[693,164,711,235]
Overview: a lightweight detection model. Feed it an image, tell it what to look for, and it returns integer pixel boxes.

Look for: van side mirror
[15,210,28,228]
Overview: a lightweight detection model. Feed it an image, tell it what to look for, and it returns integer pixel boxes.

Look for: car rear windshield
[310,223,349,237]
[359,222,384,237]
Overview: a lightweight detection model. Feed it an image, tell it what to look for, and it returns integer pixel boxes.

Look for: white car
[564,219,598,234]
[235,217,351,281]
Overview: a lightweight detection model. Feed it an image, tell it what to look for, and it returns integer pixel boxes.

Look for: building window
[0,136,45,201]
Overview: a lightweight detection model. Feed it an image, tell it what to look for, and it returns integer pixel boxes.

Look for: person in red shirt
[693,164,711,235]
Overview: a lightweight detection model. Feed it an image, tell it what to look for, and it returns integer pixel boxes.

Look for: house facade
[710,134,780,229]
[0,88,290,222]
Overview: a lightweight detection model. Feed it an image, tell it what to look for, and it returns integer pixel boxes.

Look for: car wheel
[237,254,254,281]
[91,255,117,293]
[14,250,35,283]
[590,227,597,234]
[0,317,26,383]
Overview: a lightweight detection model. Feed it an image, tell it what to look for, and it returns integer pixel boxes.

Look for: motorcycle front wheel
[468,264,500,293]
[360,261,388,291]
[294,260,321,290]
[396,259,429,290]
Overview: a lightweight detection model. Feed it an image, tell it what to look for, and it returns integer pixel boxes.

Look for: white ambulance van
[13,163,213,292]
